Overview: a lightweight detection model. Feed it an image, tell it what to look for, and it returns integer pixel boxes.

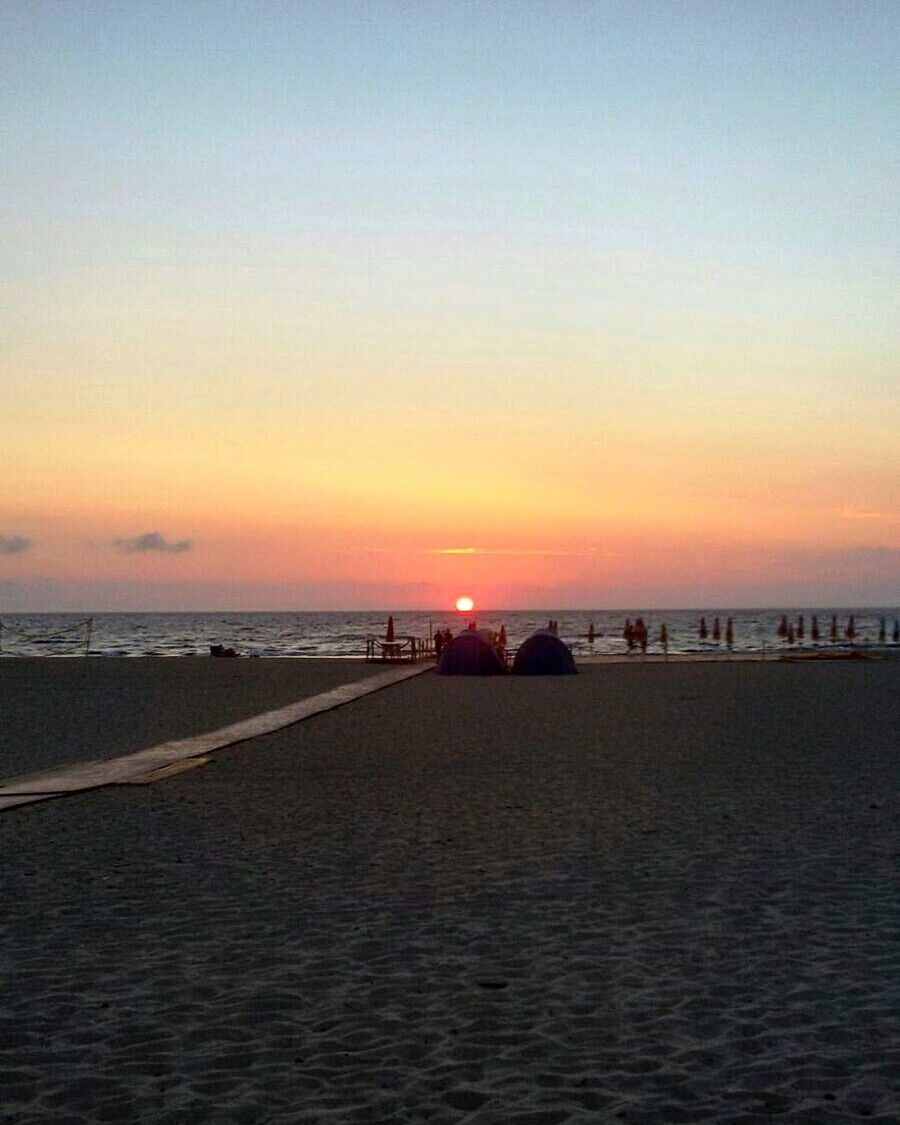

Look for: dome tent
[437,631,506,676]
[512,629,577,676]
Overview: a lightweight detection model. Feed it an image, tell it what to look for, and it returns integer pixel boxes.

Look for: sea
[0,609,897,658]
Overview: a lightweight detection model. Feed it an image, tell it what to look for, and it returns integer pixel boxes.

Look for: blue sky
[2,2,898,609]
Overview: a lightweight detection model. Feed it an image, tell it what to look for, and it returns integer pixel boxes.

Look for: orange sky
[2,5,898,610]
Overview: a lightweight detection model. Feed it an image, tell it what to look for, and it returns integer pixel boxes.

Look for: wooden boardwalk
[0,662,434,813]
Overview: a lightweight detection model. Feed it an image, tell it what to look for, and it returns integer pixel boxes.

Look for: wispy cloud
[356,544,618,558]
[840,546,900,562]
[114,531,193,554]
[425,546,617,558]
[0,535,31,555]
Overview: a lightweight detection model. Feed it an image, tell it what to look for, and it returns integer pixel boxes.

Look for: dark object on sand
[811,615,820,643]
[845,615,856,642]
[386,615,395,642]
[512,630,577,676]
[587,621,595,644]
[777,615,789,639]
[830,615,839,643]
[699,616,708,640]
[782,650,875,662]
[499,624,508,647]
[210,644,238,658]
[878,618,886,644]
[712,617,721,643]
[725,617,734,648]
[437,631,506,676]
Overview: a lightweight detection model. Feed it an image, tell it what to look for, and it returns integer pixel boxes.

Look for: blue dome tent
[512,629,577,676]
[437,631,507,676]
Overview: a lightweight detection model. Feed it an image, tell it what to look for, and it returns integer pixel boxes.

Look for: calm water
[0,609,897,658]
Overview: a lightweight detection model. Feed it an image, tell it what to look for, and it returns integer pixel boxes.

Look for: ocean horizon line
[3,605,897,617]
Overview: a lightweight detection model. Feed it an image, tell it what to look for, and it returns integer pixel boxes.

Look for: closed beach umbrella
[845,615,856,642]
[797,615,804,640]
[777,615,788,639]
[830,615,838,643]
[712,617,721,643]
[725,617,734,648]
[699,616,708,640]
[499,624,507,647]
[587,621,595,644]
[811,615,820,642]
[386,615,395,642]
[787,623,795,645]
[878,618,886,644]
[659,622,669,651]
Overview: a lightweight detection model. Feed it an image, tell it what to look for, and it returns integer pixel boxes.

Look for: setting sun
[455,596,475,613]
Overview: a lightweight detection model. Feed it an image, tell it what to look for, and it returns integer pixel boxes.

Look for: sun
[455,595,475,613]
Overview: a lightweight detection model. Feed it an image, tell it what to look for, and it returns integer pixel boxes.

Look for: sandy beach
[0,658,374,778]
[1,657,898,1124]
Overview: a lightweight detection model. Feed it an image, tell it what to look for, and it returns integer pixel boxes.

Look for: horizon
[3,2,898,611]
[5,602,897,617]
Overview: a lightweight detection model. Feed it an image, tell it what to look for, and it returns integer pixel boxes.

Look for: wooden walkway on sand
[0,662,434,814]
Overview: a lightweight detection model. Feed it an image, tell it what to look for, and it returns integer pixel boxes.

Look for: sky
[2,0,898,611]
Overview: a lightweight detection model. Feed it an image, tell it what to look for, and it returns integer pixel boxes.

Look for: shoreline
[3,608,896,663]
[2,644,897,662]
[578,648,898,663]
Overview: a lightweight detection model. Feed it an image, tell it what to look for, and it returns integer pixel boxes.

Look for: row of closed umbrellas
[383,614,899,650]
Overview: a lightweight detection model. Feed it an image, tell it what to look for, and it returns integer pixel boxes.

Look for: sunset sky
[2,1,898,611]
